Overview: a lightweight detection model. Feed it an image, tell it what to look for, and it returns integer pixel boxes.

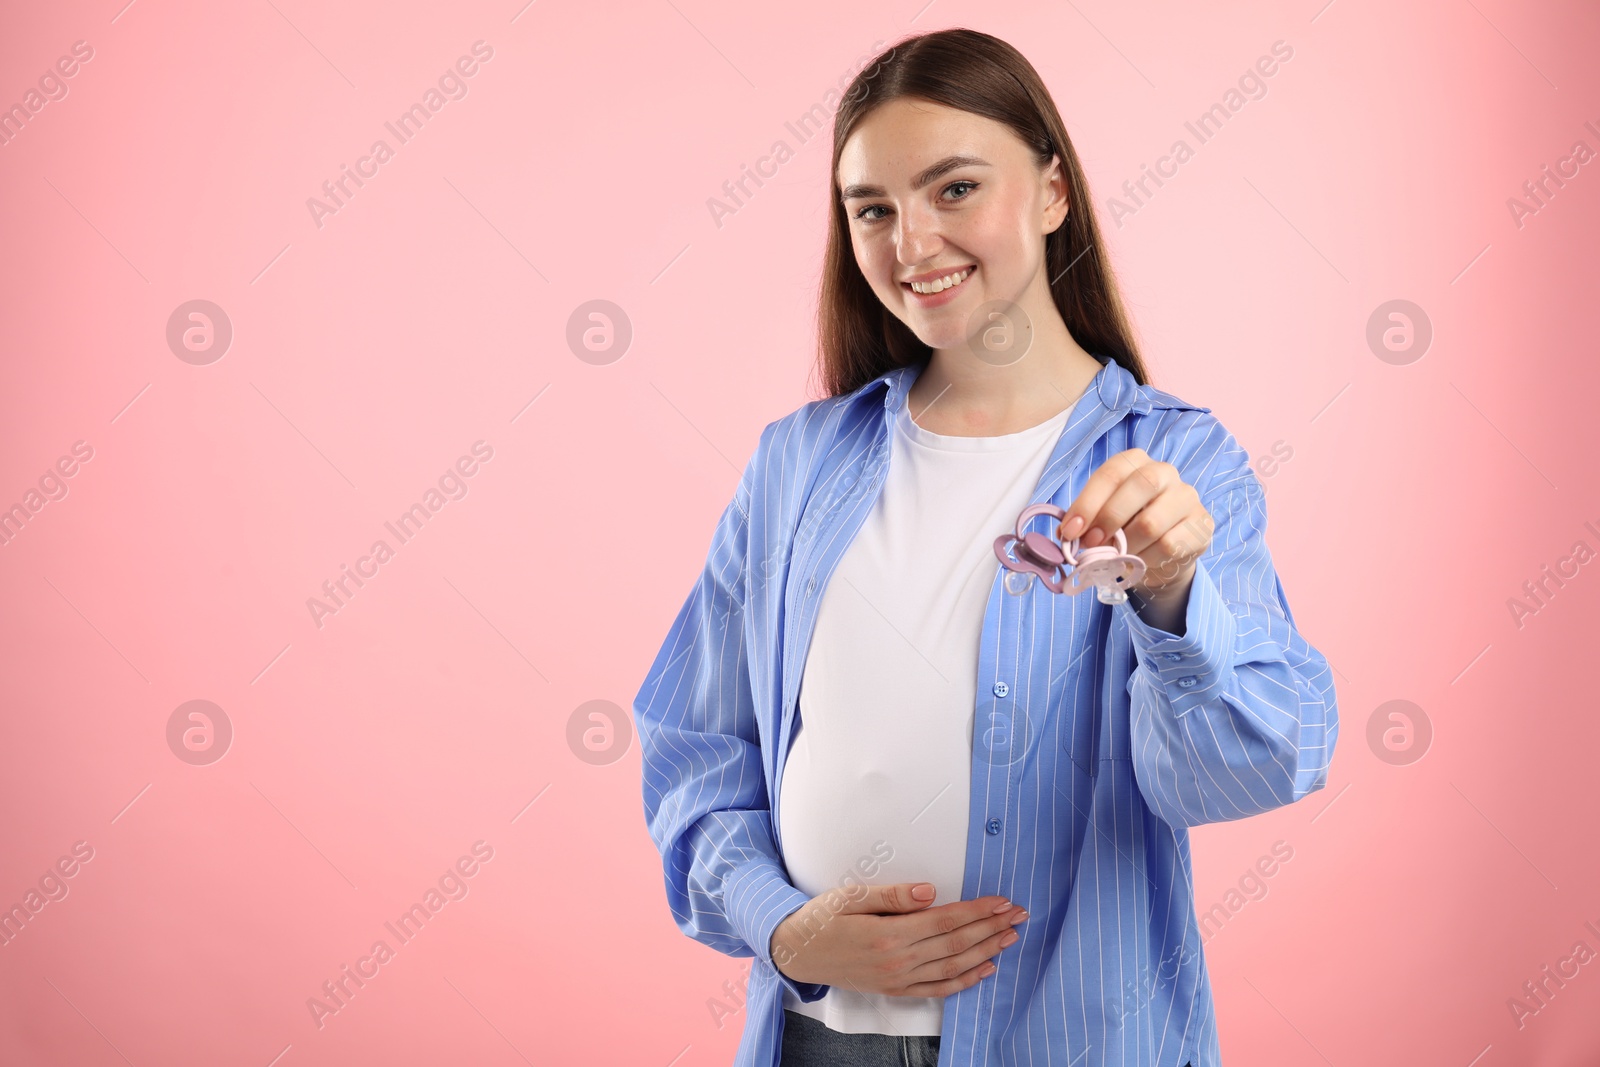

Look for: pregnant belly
[777,727,972,908]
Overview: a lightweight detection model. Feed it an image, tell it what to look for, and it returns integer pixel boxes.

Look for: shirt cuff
[722,858,830,1003]
[1119,557,1237,717]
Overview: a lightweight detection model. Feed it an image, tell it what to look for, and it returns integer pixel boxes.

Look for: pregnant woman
[634,27,1338,1067]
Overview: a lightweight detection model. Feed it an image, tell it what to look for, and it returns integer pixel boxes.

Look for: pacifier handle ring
[1013,503,1067,538]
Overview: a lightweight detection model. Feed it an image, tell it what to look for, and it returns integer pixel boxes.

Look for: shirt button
[1164,653,1184,662]
[986,818,1002,835]
[992,681,1009,697]
[1177,675,1199,689]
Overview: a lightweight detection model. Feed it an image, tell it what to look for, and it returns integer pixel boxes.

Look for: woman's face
[837,97,1067,352]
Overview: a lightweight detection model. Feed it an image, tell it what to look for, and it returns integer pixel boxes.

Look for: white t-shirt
[778,394,1074,1036]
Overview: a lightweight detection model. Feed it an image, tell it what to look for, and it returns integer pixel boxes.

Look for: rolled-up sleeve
[633,468,828,1003]
[1121,474,1339,829]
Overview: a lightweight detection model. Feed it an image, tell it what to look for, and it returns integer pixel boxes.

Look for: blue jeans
[781,1009,941,1067]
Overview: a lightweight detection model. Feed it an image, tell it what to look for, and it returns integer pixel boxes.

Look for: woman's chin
[888,307,975,350]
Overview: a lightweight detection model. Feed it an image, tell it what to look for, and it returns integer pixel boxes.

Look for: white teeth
[910,268,972,294]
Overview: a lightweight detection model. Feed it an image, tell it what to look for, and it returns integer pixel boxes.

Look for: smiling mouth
[902,265,976,295]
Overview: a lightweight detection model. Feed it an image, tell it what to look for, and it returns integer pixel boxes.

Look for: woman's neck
[906,330,1106,437]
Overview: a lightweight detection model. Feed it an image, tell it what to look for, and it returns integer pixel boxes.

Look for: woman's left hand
[1056,448,1213,604]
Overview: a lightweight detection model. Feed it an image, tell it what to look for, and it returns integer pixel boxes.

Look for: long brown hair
[813,28,1150,398]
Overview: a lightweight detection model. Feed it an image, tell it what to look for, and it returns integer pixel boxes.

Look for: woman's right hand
[770,882,1028,998]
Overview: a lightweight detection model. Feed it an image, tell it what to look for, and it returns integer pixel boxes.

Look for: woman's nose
[896,207,943,263]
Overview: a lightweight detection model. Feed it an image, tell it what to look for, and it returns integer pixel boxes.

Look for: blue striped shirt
[633,353,1339,1067]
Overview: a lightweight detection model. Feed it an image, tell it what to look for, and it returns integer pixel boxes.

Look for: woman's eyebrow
[839,155,991,201]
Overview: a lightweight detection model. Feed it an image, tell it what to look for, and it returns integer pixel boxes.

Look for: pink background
[2,0,1597,1063]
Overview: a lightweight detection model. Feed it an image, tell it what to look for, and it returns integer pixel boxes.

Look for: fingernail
[1083,528,1104,547]
[992,900,1013,913]
[1000,931,1019,947]
[1009,909,1029,925]
[1061,516,1083,537]
[911,884,935,900]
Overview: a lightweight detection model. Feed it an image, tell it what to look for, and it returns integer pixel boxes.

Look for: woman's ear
[1042,153,1070,234]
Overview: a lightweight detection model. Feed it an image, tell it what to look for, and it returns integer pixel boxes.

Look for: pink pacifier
[993,503,1146,604]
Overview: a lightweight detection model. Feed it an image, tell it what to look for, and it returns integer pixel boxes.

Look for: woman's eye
[850,180,979,223]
